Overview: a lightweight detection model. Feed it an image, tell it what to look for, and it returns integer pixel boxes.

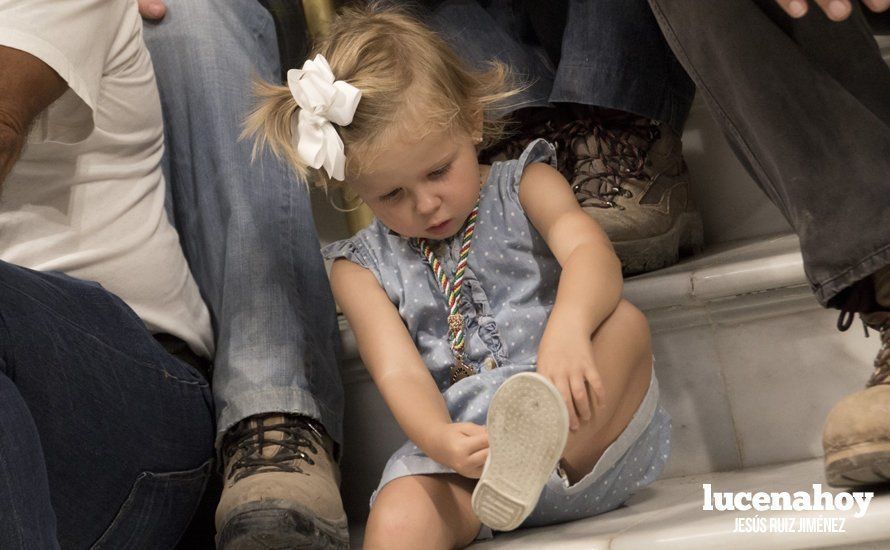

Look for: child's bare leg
[364,474,481,550]
[561,298,654,483]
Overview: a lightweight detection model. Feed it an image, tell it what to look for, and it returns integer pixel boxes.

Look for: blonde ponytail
[241,79,310,182]
[243,2,524,191]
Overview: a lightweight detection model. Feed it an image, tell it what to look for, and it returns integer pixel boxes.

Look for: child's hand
[536,331,606,431]
[428,422,489,479]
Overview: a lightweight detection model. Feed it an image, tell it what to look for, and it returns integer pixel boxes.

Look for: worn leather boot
[823,268,890,487]
[215,414,348,549]
[482,107,703,274]
[569,116,703,275]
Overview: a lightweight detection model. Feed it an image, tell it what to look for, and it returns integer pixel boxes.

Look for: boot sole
[611,210,704,276]
[825,441,890,488]
[471,373,569,532]
[216,500,348,550]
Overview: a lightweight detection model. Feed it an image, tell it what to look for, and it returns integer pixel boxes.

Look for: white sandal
[471,372,569,531]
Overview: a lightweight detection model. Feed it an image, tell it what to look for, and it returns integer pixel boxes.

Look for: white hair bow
[288,54,362,181]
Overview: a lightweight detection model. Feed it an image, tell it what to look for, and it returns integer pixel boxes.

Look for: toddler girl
[245,4,671,548]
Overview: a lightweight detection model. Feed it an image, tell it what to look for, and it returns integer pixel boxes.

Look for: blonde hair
[242,1,520,190]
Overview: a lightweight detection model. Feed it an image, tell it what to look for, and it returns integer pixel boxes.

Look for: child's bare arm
[519,162,625,428]
[519,162,623,333]
[330,258,489,477]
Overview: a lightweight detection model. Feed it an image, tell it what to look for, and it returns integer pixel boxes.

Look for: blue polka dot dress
[322,140,671,529]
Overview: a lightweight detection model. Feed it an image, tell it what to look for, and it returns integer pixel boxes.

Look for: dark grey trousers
[648,0,890,306]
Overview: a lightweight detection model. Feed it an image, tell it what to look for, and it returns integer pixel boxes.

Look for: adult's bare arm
[774,0,889,21]
[137,0,167,20]
[0,45,67,187]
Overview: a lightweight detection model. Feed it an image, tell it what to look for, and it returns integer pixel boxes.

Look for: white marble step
[473,458,890,549]
[349,458,890,549]
[622,233,808,311]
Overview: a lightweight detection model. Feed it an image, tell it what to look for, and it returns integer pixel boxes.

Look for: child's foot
[471,372,569,531]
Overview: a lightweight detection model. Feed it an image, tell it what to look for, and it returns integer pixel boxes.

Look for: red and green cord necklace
[415,199,480,385]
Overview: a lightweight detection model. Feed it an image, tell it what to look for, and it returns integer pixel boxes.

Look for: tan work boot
[568,115,703,275]
[478,107,561,165]
[823,267,890,488]
[482,107,703,274]
[215,414,348,549]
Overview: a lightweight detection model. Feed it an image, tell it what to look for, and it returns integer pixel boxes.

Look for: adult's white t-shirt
[0,0,214,358]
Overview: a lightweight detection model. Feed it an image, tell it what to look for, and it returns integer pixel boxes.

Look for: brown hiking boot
[478,107,561,165]
[215,414,348,549]
[823,311,890,487]
[567,114,703,275]
[482,107,703,274]
[823,268,890,488]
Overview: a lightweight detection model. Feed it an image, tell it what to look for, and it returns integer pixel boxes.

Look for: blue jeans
[142,0,344,446]
[0,261,215,549]
[425,0,695,133]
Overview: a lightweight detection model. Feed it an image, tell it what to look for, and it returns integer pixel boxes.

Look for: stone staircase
[310,35,890,550]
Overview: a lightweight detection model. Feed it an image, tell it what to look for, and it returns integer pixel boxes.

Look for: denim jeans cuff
[215,387,344,451]
[549,63,693,135]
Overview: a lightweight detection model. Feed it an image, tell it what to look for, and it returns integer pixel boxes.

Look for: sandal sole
[471,373,569,531]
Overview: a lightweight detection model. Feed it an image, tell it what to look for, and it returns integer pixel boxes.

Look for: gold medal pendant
[448,316,473,384]
[450,356,475,385]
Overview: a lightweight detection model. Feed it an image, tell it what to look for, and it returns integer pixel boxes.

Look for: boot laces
[479,112,658,209]
[834,279,890,387]
[868,323,890,387]
[559,118,659,209]
[478,116,560,166]
[224,416,323,482]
